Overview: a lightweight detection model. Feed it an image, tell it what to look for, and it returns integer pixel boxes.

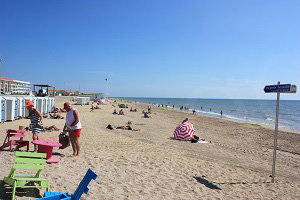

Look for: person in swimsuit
[63,102,82,156]
[19,101,43,152]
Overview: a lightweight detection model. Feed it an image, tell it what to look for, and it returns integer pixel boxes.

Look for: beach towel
[197,140,209,144]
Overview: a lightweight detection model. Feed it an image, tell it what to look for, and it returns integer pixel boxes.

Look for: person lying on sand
[106,124,140,131]
[60,108,67,112]
[49,113,64,119]
[143,112,151,118]
[118,109,124,115]
[90,104,94,112]
[51,106,57,113]
[116,125,139,131]
[25,125,60,132]
[112,109,117,114]
[44,125,60,131]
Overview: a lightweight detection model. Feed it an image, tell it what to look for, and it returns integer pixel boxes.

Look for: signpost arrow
[264,82,297,183]
[264,84,297,93]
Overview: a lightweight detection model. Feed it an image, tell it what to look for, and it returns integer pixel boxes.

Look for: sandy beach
[1,96,300,200]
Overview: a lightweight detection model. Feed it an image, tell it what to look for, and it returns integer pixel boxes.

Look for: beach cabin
[37,97,45,114]
[52,97,56,110]
[24,96,33,117]
[32,97,38,109]
[6,97,18,121]
[0,96,6,122]
[16,97,26,117]
[44,97,49,113]
[77,97,90,105]
[48,97,55,112]
[46,97,50,113]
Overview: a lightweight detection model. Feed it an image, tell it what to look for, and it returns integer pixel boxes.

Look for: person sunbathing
[49,113,64,119]
[25,125,60,132]
[116,125,139,131]
[60,108,67,112]
[51,106,57,113]
[106,124,139,131]
[95,105,100,109]
[44,125,60,132]
[143,112,151,118]
[118,109,124,115]
[90,105,94,112]
[112,109,117,115]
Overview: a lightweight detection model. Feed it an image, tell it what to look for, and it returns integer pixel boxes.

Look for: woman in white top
[63,102,82,156]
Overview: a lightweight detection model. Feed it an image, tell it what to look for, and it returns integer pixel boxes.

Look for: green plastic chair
[3,151,50,200]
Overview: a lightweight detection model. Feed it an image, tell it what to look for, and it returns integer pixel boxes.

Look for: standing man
[63,102,82,156]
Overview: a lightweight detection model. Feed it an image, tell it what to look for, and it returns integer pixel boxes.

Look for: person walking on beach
[63,102,82,157]
[221,110,223,118]
[19,101,44,152]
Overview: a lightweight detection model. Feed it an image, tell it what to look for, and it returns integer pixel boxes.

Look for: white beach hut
[46,97,50,113]
[77,97,90,105]
[32,97,38,109]
[52,97,56,110]
[16,97,26,117]
[24,96,33,117]
[37,97,45,114]
[48,97,55,112]
[44,97,49,113]
[0,96,7,122]
[5,97,18,121]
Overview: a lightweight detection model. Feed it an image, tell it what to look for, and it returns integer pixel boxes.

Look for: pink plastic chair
[0,129,29,152]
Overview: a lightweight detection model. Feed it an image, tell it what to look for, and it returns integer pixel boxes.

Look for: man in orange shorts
[63,102,82,156]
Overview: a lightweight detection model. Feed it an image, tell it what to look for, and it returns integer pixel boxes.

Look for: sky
[0,0,299,100]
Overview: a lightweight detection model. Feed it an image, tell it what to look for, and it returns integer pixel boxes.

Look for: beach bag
[59,133,70,149]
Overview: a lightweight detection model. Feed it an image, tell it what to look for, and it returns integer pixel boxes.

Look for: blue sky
[0,0,299,99]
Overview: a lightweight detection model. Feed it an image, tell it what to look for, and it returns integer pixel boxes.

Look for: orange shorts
[69,129,81,138]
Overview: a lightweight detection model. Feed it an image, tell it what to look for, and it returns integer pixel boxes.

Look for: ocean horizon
[113,97,300,132]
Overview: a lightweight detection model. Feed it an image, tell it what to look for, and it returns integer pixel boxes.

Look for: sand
[1,96,300,200]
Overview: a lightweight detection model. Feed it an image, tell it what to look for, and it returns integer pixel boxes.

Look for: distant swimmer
[193,109,196,114]
[210,108,212,112]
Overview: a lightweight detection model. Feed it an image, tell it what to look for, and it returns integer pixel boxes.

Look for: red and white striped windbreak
[174,122,195,141]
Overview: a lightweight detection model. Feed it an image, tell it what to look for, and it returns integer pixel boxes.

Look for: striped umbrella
[174,122,195,141]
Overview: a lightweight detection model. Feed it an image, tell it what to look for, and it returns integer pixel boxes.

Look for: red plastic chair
[0,129,29,151]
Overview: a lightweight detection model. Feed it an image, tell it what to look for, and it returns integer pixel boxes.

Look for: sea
[114,97,300,132]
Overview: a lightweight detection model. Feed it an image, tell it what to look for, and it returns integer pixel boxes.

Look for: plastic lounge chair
[37,168,97,200]
[3,151,50,200]
[0,129,29,152]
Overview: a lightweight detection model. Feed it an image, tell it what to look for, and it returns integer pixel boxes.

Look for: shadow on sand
[0,180,42,199]
[193,176,222,190]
